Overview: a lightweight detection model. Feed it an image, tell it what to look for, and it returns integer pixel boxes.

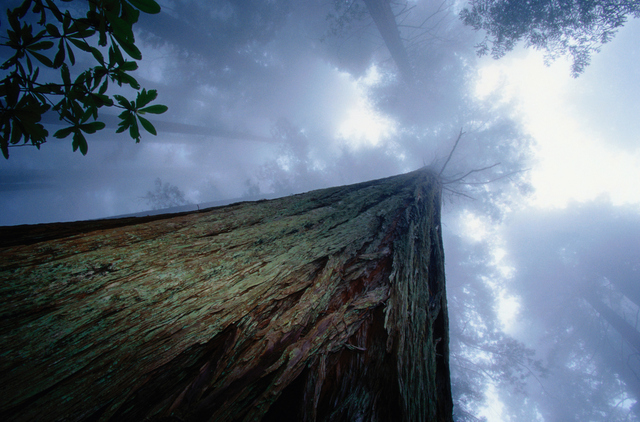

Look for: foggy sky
[2,1,640,421]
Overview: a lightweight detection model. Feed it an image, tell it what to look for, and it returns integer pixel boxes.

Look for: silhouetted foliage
[460,0,640,76]
[0,0,168,158]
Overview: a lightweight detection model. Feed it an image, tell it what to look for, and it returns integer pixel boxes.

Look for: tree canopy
[460,0,640,76]
[0,0,168,158]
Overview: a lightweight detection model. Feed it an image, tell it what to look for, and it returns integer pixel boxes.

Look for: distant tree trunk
[608,277,640,311]
[576,317,640,417]
[583,292,640,354]
[582,290,640,410]
[362,0,414,84]
[0,168,452,422]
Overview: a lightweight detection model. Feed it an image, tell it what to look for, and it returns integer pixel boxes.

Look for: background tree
[443,227,547,421]
[502,201,640,420]
[0,0,168,158]
[143,177,190,210]
[460,0,640,76]
[324,0,454,84]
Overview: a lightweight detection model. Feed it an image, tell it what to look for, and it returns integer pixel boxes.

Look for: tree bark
[0,168,452,422]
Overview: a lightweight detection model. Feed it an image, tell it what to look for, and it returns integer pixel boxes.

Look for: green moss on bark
[0,168,452,422]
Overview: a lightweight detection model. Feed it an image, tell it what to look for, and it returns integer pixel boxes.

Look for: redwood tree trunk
[362,0,414,84]
[0,168,452,422]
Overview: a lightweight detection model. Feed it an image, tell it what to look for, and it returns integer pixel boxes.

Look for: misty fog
[2,1,640,420]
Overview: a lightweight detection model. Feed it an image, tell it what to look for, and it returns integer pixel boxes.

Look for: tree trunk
[583,292,640,354]
[362,0,414,84]
[0,168,452,422]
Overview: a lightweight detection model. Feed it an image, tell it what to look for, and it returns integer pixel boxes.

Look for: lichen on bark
[0,167,452,422]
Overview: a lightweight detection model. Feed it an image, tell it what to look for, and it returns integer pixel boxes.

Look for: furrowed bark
[0,168,452,422]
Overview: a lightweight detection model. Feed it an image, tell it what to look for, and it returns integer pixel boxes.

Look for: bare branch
[442,162,501,185]
[443,186,476,201]
[394,4,416,20]
[439,127,465,177]
[462,168,531,186]
[415,0,449,29]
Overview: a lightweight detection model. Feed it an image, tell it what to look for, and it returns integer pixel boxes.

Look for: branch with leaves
[460,0,640,77]
[0,0,168,158]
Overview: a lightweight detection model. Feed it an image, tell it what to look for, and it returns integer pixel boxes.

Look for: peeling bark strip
[0,168,453,422]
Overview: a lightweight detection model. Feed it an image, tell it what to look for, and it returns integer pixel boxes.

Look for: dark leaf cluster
[460,0,640,76]
[0,0,167,158]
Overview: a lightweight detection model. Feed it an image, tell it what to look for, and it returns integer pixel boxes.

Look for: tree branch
[439,127,464,177]
[442,163,501,185]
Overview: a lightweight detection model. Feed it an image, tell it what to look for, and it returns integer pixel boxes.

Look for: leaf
[22,120,48,142]
[54,39,65,68]
[114,36,142,60]
[113,94,132,109]
[34,83,62,95]
[62,9,71,31]
[45,0,64,22]
[107,13,134,44]
[8,9,22,33]
[126,0,161,14]
[27,41,54,51]
[10,120,23,145]
[113,71,140,89]
[66,42,76,66]
[69,24,95,39]
[137,115,156,135]
[139,104,168,114]
[16,0,33,19]
[136,88,157,108]
[29,50,53,67]
[98,23,107,47]
[120,1,141,25]
[72,130,88,155]
[5,78,21,106]
[54,126,75,139]
[98,78,109,95]
[108,43,125,66]
[61,63,71,86]
[46,24,61,38]
[90,93,113,107]
[129,118,140,140]
[90,47,105,65]
[74,71,89,88]
[80,105,93,123]
[118,61,138,72]
[116,112,135,133]
[80,121,106,134]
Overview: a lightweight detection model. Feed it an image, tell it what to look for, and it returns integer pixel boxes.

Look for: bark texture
[0,168,452,422]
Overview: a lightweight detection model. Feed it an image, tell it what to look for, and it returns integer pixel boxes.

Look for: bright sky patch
[475,50,640,209]
[336,66,397,149]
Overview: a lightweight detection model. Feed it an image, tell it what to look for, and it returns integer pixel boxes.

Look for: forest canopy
[460,0,640,76]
